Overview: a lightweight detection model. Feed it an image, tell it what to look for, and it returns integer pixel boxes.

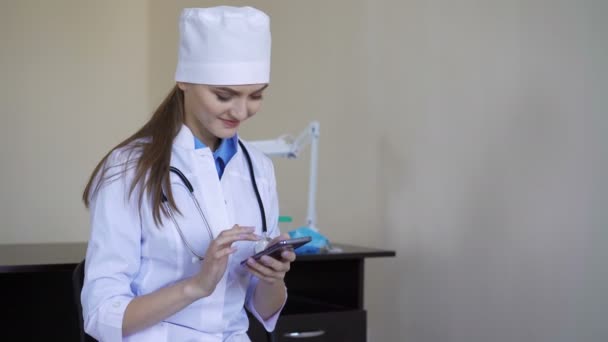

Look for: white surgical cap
[174,6,271,85]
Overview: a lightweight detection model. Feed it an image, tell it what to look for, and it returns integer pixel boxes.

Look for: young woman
[81,6,294,342]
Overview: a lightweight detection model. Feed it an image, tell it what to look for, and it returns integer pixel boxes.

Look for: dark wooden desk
[0,243,86,340]
[0,243,394,341]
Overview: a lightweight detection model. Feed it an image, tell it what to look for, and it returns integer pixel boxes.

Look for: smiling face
[177,82,268,151]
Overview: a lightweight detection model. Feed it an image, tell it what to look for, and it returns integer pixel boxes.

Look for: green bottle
[278,216,293,232]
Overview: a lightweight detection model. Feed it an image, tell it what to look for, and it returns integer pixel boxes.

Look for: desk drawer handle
[283,330,326,338]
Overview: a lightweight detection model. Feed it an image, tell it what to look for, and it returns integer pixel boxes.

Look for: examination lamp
[249,121,320,231]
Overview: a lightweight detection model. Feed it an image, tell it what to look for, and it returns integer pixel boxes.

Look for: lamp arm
[248,121,320,229]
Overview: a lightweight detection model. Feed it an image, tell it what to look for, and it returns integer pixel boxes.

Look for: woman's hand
[186,225,259,299]
[245,233,296,284]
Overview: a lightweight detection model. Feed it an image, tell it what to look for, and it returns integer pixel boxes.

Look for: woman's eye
[216,93,231,102]
[250,94,264,100]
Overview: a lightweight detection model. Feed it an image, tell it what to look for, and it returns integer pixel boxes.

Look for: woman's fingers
[219,225,255,238]
[243,235,295,285]
[280,250,296,263]
[220,225,255,238]
[217,231,259,243]
[246,258,275,277]
[246,266,277,284]
[214,233,259,247]
[205,225,260,261]
[246,259,283,283]
[247,256,289,275]
[213,225,259,247]
[260,255,290,272]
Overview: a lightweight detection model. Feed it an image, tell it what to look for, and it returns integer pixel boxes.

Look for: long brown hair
[82,85,184,225]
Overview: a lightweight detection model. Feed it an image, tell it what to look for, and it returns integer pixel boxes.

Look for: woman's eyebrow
[213,84,269,95]
[252,84,269,94]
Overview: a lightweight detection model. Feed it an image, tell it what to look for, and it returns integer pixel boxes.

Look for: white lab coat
[81,125,285,342]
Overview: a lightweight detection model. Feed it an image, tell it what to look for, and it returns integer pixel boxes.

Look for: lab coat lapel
[220,147,242,226]
[172,125,232,238]
[193,149,231,237]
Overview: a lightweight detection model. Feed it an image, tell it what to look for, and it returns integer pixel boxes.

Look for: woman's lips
[220,119,240,129]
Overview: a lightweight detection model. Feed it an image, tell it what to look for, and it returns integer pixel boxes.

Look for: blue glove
[288,226,330,254]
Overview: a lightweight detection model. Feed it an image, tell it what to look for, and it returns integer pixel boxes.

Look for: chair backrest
[72,259,97,342]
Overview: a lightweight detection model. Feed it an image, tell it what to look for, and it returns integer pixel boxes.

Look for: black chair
[72,259,98,342]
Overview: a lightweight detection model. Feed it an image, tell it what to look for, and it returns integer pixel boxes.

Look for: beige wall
[2,1,607,341]
[0,0,150,243]
[366,0,608,341]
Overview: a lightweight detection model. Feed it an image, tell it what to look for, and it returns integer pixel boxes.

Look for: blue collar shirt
[194,135,238,179]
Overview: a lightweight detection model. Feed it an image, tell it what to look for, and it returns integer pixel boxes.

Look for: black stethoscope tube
[161,141,267,260]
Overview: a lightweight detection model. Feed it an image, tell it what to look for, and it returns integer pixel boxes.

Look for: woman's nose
[230,100,248,120]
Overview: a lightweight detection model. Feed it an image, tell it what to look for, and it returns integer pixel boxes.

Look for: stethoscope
[161,140,267,260]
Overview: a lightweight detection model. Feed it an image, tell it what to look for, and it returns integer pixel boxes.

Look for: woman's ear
[177,82,189,91]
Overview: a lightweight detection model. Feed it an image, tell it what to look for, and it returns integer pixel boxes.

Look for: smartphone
[240,236,312,266]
